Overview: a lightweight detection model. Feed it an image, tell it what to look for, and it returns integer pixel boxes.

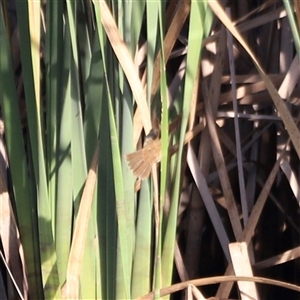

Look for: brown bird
[125,115,206,180]
[125,128,161,180]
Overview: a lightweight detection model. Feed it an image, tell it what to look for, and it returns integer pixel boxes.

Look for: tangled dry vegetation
[169,2,300,299]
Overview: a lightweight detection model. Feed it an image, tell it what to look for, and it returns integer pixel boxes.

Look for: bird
[125,114,206,180]
[125,128,161,180]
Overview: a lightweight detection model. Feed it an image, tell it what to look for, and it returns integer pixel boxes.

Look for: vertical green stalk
[118,0,135,283]
[283,0,300,60]
[94,4,132,298]
[131,181,153,298]
[83,34,104,298]
[146,0,159,101]
[0,7,43,298]
[55,23,72,286]
[153,3,169,298]
[161,0,211,293]
[45,0,64,237]
[15,1,60,297]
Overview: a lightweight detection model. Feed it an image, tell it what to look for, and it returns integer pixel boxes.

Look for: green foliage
[0,0,209,299]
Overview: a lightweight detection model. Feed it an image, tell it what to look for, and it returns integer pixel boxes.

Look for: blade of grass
[84,34,103,165]
[153,3,170,296]
[131,181,153,298]
[106,83,131,299]
[283,0,300,61]
[63,141,99,299]
[128,1,154,298]
[45,0,64,236]
[150,0,191,99]
[55,26,73,286]
[77,0,92,84]
[9,2,60,297]
[97,0,151,133]
[94,5,133,298]
[161,0,212,290]
[0,10,43,300]
[97,96,116,300]
[146,0,159,101]
[131,0,146,52]
[119,1,138,282]
[83,34,105,299]
[64,4,99,296]
[70,42,97,300]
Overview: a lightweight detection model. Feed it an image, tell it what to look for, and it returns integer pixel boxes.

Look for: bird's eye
[146,129,159,140]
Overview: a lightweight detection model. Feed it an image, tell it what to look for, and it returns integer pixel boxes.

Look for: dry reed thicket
[155,1,300,299]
